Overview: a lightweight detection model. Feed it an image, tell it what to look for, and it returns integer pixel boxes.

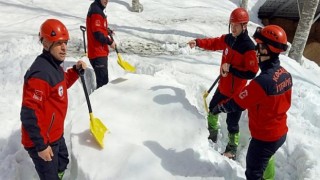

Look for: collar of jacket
[95,0,105,10]
[259,56,280,71]
[226,29,248,45]
[42,49,63,69]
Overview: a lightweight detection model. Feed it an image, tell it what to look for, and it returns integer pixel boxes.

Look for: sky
[0,0,320,179]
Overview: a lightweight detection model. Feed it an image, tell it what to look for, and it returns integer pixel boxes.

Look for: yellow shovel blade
[89,113,108,148]
[117,53,136,73]
[203,91,209,113]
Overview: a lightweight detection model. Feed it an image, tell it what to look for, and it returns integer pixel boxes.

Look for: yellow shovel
[115,47,136,73]
[110,34,136,73]
[79,25,135,72]
[79,70,108,148]
[203,75,221,113]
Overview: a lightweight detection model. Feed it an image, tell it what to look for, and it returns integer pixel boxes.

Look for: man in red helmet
[211,25,292,179]
[20,19,87,180]
[188,7,259,159]
[86,0,116,89]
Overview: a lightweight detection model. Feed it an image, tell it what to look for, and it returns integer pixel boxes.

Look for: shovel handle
[114,46,120,54]
[203,74,221,113]
[109,34,120,54]
[207,75,221,94]
[80,26,87,54]
[80,25,86,32]
[78,69,93,114]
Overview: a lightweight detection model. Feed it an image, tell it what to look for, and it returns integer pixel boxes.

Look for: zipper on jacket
[46,113,55,143]
[231,37,237,49]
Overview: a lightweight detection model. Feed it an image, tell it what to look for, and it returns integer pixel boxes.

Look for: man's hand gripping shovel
[80,25,135,73]
[109,34,136,73]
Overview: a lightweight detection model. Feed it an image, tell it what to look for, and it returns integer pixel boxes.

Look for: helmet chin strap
[48,42,54,51]
[229,23,246,36]
[256,52,268,64]
[42,39,54,52]
[256,44,279,63]
[256,44,271,63]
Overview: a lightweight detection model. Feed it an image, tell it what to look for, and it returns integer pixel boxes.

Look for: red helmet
[39,19,69,42]
[253,25,288,53]
[229,7,249,24]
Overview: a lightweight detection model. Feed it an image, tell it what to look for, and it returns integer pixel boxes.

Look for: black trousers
[208,89,242,133]
[25,136,69,180]
[245,134,286,180]
[90,56,109,89]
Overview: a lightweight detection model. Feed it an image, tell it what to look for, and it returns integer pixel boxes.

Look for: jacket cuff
[36,143,48,152]
[228,65,234,73]
[195,39,199,47]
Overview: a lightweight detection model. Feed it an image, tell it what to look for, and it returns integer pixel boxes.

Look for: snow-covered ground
[0,0,320,179]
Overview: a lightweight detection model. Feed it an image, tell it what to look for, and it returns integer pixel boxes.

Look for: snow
[0,0,320,179]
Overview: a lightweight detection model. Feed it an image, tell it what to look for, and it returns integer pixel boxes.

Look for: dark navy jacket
[220,57,292,141]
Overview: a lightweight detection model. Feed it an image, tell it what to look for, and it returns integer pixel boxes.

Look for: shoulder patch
[225,47,229,55]
[95,20,101,27]
[239,89,248,99]
[250,60,256,66]
[33,90,43,101]
[58,86,64,97]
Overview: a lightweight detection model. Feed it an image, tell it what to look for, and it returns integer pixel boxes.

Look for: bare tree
[132,0,143,13]
[240,0,248,10]
[289,0,319,65]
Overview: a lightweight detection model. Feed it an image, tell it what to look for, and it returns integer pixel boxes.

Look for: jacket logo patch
[239,89,248,99]
[250,60,255,66]
[33,90,43,101]
[58,86,63,97]
[95,20,101,27]
[225,48,228,55]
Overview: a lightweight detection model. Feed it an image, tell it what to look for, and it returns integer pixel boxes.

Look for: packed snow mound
[70,74,246,180]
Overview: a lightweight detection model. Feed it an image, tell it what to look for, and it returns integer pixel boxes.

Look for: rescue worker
[86,0,116,89]
[188,7,259,159]
[20,19,87,180]
[211,25,292,180]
